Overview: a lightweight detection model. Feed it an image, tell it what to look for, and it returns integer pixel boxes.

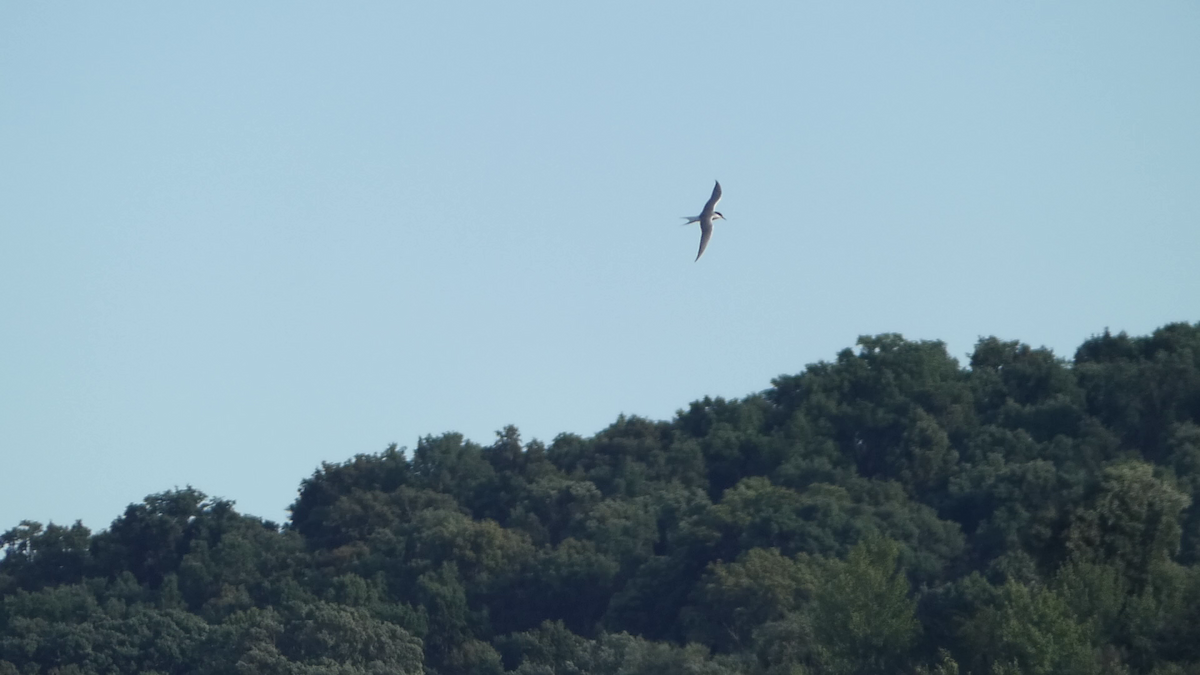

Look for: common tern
[682,180,725,261]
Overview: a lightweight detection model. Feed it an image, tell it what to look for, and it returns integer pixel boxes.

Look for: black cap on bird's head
[714,211,725,220]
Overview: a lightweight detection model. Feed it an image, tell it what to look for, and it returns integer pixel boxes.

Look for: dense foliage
[4,323,1200,674]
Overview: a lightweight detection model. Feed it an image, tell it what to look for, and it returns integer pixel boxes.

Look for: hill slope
[4,323,1200,674]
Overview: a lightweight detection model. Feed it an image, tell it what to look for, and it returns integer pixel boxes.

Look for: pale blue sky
[2,3,1198,531]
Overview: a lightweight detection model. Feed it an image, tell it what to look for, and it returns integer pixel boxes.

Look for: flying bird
[682,180,725,261]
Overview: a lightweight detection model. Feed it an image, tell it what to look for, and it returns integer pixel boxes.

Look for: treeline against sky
[3,322,1200,675]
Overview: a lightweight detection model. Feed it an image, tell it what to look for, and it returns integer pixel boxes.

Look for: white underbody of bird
[682,180,725,261]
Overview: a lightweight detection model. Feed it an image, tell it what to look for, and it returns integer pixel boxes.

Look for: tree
[1066,461,1190,588]
[682,547,816,652]
[0,520,91,590]
[809,535,919,674]
[4,323,1200,675]
[290,444,413,547]
[960,580,1096,675]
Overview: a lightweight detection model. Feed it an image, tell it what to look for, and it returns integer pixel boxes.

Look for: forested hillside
[4,323,1200,675]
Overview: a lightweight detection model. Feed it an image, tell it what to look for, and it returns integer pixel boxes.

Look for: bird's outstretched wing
[701,180,722,217]
[695,218,713,261]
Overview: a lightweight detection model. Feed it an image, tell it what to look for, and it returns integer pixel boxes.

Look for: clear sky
[2,3,1198,532]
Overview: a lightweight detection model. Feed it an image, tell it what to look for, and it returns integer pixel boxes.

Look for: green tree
[1066,461,1190,588]
[5,323,1200,675]
[289,444,412,548]
[960,580,1096,675]
[682,547,816,652]
[1075,323,1200,460]
[0,520,92,590]
[809,535,919,674]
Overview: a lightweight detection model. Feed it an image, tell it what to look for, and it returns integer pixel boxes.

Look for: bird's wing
[695,218,713,261]
[701,180,722,217]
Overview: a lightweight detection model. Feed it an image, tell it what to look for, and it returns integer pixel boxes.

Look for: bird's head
[714,211,726,220]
